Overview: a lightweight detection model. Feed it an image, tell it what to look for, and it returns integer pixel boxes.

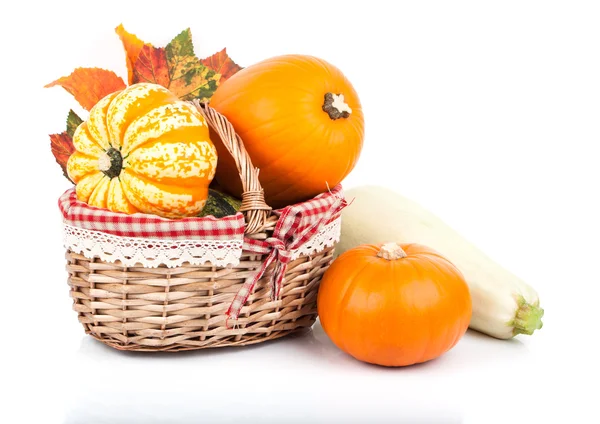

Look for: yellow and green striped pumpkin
[67,83,217,219]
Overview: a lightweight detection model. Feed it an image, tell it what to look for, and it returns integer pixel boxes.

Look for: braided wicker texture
[64,103,337,352]
[66,245,333,351]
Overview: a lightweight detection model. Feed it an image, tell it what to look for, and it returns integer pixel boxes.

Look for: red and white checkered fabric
[59,184,346,323]
[59,189,245,240]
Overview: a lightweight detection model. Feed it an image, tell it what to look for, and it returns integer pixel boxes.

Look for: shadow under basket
[61,102,342,352]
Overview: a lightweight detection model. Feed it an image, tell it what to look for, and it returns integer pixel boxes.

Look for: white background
[2,1,599,422]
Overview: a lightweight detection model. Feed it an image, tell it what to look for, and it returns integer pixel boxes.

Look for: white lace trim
[290,218,341,260]
[63,217,341,268]
[63,225,243,268]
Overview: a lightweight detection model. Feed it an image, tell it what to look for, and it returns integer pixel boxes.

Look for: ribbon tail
[226,251,277,326]
[271,261,288,300]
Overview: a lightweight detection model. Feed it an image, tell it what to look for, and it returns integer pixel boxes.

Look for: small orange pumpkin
[209,54,364,209]
[317,242,472,367]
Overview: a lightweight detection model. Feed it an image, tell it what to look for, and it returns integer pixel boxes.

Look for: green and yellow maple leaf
[165,29,219,101]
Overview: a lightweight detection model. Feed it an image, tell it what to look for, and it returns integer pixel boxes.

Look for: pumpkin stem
[322,92,352,120]
[377,243,408,260]
[98,148,123,179]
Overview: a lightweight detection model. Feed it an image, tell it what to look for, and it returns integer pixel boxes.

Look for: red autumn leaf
[50,132,75,182]
[201,48,242,82]
[46,68,126,111]
[132,45,171,87]
[115,24,145,85]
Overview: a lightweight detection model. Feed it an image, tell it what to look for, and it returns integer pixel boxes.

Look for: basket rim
[59,185,344,269]
[59,183,343,228]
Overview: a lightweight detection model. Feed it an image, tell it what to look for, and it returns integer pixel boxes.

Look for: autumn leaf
[115,24,145,84]
[201,48,242,82]
[50,110,82,182]
[123,26,223,101]
[165,28,219,101]
[46,68,126,110]
[50,132,75,182]
[66,109,83,137]
[133,44,171,87]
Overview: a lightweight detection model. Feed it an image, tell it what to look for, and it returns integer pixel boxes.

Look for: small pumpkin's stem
[377,243,408,260]
[323,92,352,120]
[98,148,123,179]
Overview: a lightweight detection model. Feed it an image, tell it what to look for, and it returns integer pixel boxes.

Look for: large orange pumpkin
[317,243,472,367]
[209,54,364,209]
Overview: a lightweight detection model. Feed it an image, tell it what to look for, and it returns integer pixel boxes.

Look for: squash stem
[98,147,123,179]
[512,299,544,336]
[377,243,407,260]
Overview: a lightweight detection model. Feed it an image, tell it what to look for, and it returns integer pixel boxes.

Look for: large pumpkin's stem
[98,148,123,179]
[323,92,352,120]
[377,243,408,260]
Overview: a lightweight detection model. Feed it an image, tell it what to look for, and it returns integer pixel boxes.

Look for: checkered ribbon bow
[226,185,347,324]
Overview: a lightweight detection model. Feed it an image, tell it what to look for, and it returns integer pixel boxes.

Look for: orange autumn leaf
[115,24,145,84]
[201,48,242,82]
[45,68,126,110]
[50,132,75,182]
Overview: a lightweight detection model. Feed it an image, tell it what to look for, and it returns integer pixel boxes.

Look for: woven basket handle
[192,101,272,235]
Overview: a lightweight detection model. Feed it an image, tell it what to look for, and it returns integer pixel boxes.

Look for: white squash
[338,185,544,339]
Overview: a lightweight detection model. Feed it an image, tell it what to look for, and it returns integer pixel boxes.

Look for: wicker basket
[64,102,341,352]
